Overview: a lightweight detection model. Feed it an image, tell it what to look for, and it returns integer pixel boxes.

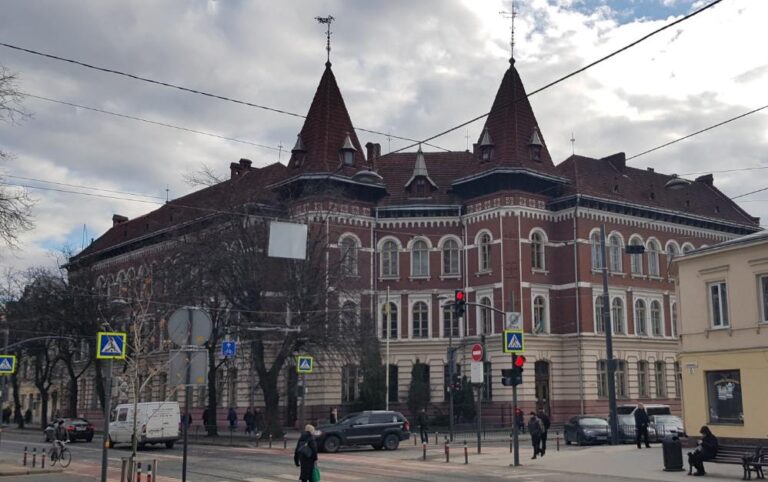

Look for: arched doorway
[534,361,551,415]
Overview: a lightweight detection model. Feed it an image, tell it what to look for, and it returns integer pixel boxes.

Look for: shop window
[706,370,743,425]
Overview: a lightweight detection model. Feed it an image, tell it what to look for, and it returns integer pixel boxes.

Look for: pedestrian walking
[634,403,651,449]
[537,409,550,456]
[244,407,256,435]
[2,405,11,425]
[202,406,213,434]
[528,412,544,459]
[687,426,718,476]
[294,424,319,482]
[181,412,192,431]
[515,407,525,434]
[417,408,429,444]
[24,408,32,424]
[227,407,238,430]
[329,407,338,424]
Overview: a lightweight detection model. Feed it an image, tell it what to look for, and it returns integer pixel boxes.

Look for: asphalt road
[0,430,659,481]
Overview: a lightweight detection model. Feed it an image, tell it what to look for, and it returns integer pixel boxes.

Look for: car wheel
[565,432,571,445]
[323,436,341,453]
[383,434,399,451]
[165,441,175,449]
[371,443,383,450]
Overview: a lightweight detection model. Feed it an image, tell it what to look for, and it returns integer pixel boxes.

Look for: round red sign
[471,344,483,362]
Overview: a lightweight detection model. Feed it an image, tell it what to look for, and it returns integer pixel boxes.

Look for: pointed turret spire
[405,146,438,189]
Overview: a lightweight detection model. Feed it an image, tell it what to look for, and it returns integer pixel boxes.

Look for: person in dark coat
[294,424,318,482]
[688,426,718,476]
[227,407,238,429]
[634,403,651,449]
[244,407,256,435]
[537,409,551,456]
[24,408,32,424]
[417,408,429,444]
[329,407,338,425]
[515,407,525,434]
[528,412,543,459]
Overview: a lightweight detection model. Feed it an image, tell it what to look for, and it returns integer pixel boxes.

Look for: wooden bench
[692,444,765,480]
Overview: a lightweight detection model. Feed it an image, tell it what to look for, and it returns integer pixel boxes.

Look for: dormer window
[529,127,543,162]
[481,146,493,162]
[340,132,357,167]
[478,127,494,162]
[291,134,307,168]
[415,178,428,196]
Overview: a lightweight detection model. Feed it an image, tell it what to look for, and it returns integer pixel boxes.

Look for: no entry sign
[471,343,484,362]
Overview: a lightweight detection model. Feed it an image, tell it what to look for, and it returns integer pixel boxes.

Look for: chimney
[647,167,655,173]
[112,214,128,227]
[239,158,252,169]
[695,173,714,186]
[365,142,381,167]
[601,152,626,171]
[230,162,241,178]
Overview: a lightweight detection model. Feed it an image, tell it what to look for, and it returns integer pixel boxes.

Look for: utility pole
[511,353,520,467]
[100,359,112,482]
[1,328,8,408]
[600,224,619,445]
[182,309,193,482]
[385,287,391,411]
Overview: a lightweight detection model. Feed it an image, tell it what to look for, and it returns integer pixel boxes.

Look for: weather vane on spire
[315,15,335,65]
[499,1,517,62]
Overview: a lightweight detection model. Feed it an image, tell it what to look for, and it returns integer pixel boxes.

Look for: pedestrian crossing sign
[97,332,127,360]
[503,330,525,354]
[0,355,16,375]
[296,355,313,374]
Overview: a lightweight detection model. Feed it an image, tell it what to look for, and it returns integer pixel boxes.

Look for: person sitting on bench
[688,426,718,476]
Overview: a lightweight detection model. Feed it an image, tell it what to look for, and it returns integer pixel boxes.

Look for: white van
[109,402,181,449]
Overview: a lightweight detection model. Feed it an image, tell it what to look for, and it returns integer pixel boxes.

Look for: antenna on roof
[165,184,170,203]
[499,1,517,63]
[465,129,471,151]
[277,141,284,161]
[315,15,335,65]
[570,132,576,156]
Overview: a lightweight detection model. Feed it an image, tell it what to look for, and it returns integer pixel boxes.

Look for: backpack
[296,440,313,459]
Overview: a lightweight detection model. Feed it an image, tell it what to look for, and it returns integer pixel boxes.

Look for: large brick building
[57,54,760,427]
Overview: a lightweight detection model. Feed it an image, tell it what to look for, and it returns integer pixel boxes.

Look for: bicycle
[49,440,71,468]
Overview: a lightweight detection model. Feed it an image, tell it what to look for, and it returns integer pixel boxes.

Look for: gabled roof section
[287,63,366,174]
[472,62,557,175]
[405,147,438,188]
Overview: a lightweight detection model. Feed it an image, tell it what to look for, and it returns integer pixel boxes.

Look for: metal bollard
[422,442,427,461]
[435,431,439,445]
[32,447,36,468]
[283,438,287,449]
[445,437,450,463]
[136,461,142,482]
[414,433,417,446]
[556,431,560,451]
[269,433,272,448]
[23,446,27,466]
[147,463,153,482]
[464,440,468,464]
[510,433,513,453]
[41,451,45,469]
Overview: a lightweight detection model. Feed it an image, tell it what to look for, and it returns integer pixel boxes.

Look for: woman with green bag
[294,424,319,482]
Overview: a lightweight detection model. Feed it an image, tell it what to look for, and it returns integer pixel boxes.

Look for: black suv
[315,410,411,453]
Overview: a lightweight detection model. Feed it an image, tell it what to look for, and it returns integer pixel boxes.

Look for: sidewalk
[0,455,63,477]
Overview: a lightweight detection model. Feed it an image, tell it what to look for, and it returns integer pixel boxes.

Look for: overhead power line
[0,41,449,152]
[390,0,724,153]
[732,185,768,200]
[2,174,165,200]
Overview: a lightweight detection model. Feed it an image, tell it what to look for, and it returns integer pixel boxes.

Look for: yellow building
[673,231,768,441]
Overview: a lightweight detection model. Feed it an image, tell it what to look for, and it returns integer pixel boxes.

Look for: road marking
[244,478,280,482]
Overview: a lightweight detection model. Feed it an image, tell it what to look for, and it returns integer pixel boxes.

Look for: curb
[0,467,64,477]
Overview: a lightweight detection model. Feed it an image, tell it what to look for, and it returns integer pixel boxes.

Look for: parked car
[44,418,95,443]
[650,415,685,439]
[564,416,610,445]
[616,404,671,417]
[614,414,657,443]
[109,402,181,449]
[315,410,411,453]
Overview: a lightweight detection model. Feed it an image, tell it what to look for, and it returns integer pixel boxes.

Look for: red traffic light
[454,290,465,301]
[514,355,527,368]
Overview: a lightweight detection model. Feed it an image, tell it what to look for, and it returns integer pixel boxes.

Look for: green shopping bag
[312,465,321,482]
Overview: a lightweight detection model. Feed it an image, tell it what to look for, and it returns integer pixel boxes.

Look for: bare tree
[182,163,225,187]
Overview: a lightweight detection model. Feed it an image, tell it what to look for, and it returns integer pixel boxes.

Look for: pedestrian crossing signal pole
[511,354,520,467]
[600,224,620,445]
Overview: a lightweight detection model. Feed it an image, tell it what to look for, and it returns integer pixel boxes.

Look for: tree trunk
[40,390,49,428]
[206,347,218,436]
[94,359,106,410]
[260,372,283,439]
[67,377,78,417]
[11,373,24,429]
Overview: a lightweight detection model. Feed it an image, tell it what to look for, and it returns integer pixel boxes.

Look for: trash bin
[662,434,685,472]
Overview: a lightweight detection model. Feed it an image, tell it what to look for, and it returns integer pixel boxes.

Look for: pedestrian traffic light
[512,355,526,386]
[454,290,466,318]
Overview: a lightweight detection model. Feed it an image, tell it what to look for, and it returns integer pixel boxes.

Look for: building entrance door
[534,361,551,415]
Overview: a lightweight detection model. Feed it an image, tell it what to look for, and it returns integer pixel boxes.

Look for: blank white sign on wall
[268,221,308,260]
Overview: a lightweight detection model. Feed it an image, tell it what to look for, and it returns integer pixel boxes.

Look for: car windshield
[580,418,608,426]
[616,406,635,415]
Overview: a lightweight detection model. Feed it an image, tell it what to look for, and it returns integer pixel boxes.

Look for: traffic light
[454,290,466,318]
[501,355,527,387]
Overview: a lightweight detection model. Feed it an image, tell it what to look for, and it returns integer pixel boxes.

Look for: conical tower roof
[288,63,366,173]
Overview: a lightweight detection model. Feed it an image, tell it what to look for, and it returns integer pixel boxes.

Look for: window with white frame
[531,231,545,270]
[341,301,358,327]
[666,242,679,261]
[635,299,647,336]
[594,296,605,334]
[611,297,625,334]
[647,240,661,276]
[478,233,492,272]
[609,234,622,272]
[615,360,628,398]
[760,275,768,324]
[671,301,678,337]
[597,360,608,398]
[708,281,729,328]
[411,239,430,277]
[381,302,399,339]
[591,232,604,270]
[381,240,399,277]
[442,239,461,276]
[682,243,694,254]
[638,361,650,398]
[630,237,644,275]
[412,301,429,338]
[340,236,359,276]
[655,361,667,397]
[533,295,547,334]
[341,365,361,402]
[651,300,663,336]
[479,296,493,335]
[443,304,459,338]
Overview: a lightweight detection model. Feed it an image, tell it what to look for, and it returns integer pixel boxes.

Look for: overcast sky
[1,0,767,272]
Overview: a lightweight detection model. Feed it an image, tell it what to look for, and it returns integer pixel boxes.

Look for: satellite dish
[168,308,213,347]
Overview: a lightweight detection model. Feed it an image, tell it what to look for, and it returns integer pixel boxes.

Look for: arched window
[594,296,605,334]
[341,301,358,327]
[611,298,625,335]
[412,301,429,338]
[634,299,647,336]
[479,296,493,335]
[443,304,459,338]
[533,296,547,334]
[647,240,661,277]
[591,232,604,270]
[478,233,492,272]
[531,232,545,270]
[666,242,679,260]
[411,239,429,277]
[442,239,460,276]
[682,243,694,254]
[629,237,644,275]
[608,234,622,273]
[671,301,678,338]
[381,302,398,339]
[340,236,359,276]
[651,300,663,336]
[381,240,399,277]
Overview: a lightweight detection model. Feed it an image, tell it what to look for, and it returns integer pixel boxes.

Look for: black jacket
[700,433,718,459]
[417,412,429,429]
[634,408,650,427]
[539,413,551,431]
[294,431,318,465]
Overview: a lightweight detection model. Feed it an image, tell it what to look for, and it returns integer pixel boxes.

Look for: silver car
[650,415,685,439]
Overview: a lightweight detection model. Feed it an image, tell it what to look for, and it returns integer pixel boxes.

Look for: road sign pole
[1,329,8,409]
[182,309,192,482]
[100,359,113,482]
[601,224,619,445]
[511,354,520,467]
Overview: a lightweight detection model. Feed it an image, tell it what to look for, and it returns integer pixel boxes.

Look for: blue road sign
[222,341,237,358]
[296,355,313,374]
[0,355,16,375]
[97,332,127,359]
[503,330,525,354]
